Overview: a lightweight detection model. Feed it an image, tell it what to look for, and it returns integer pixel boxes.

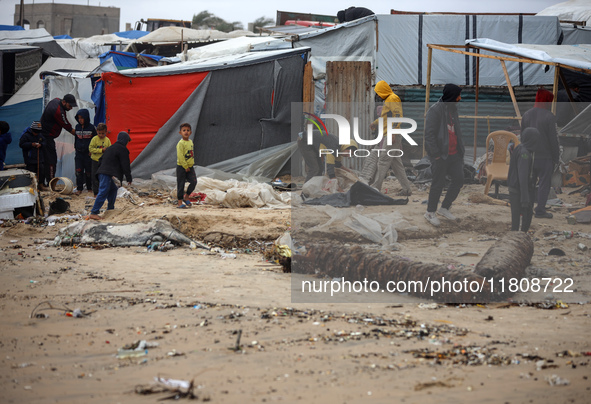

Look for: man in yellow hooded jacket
[368,81,413,196]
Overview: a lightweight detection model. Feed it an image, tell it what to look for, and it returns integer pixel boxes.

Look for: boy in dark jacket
[73,109,96,194]
[19,121,46,188]
[89,131,132,220]
[0,121,12,170]
[508,127,539,232]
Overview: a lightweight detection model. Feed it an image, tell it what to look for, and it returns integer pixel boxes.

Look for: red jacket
[40,98,73,139]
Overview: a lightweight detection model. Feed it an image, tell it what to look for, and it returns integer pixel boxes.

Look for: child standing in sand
[88,123,111,196]
[176,122,197,209]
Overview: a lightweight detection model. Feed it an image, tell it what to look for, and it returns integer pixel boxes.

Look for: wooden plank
[500,59,521,123]
[423,47,433,157]
[303,61,314,113]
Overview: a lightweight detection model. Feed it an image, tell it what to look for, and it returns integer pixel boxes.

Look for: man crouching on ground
[89,131,132,220]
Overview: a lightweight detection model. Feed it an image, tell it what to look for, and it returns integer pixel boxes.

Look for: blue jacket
[0,130,12,169]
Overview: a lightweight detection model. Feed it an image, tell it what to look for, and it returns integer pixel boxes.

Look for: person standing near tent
[508,127,539,232]
[19,121,46,189]
[368,81,413,196]
[423,83,465,227]
[521,88,560,219]
[89,123,111,196]
[176,122,197,209]
[89,131,132,220]
[73,108,96,195]
[40,94,77,184]
[0,121,11,170]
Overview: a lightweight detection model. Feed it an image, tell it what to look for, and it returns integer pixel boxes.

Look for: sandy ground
[1,177,590,403]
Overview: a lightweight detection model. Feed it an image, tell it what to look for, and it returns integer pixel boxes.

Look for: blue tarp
[0,25,24,31]
[113,30,150,39]
[0,98,43,166]
[54,34,73,39]
[99,50,164,69]
[91,79,106,127]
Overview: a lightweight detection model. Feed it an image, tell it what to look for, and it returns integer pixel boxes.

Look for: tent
[0,57,101,173]
[99,47,309,179]
[293,14,563,88]
[98,50,164,69]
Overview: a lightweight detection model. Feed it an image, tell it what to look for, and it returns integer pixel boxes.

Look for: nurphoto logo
[303,112,419,158]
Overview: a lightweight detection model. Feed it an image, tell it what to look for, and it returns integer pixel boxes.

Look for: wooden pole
[424,47,433,157]
[474,49,480,163]
[552,66,560,115]
[500,60,521,124]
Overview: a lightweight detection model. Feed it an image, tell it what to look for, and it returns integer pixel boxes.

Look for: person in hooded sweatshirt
[19,121,46,189]
[423,83,465,227]
[368,80,413,196]
[89,131,132,220]
[73,108,96,194]
[521,88,560,219]
[508,127,539,232]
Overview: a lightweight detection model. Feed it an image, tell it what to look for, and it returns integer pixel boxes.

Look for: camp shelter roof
[56,34,134,59]
[112,30,150,40]
[182,36,291,61]
[114,47,310,77]
[0,25,24,31]
[263,25,327,36]
[4,57,100,106]
[561,104,591,135]
[467,38,591,73]
[0,28,53,44]
[537,0,591,25]
[128,26,234,44]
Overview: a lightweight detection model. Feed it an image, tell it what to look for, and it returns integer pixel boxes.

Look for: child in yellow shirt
[88,123,111,196]
[176,122,197,208]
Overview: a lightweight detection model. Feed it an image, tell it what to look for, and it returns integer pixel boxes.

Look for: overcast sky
[0,0,563,32]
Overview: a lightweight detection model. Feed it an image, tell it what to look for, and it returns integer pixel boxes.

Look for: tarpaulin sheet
[377,15,561,86]
[103,70,209,162]
[304,181,409,207]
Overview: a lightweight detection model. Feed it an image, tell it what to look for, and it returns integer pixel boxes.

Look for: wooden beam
[552,65,560,115]
[423,47,433,157]
[500,59,521,123]
[474,49,480,164]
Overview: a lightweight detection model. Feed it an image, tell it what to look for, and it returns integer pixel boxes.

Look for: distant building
[14,2,120,37]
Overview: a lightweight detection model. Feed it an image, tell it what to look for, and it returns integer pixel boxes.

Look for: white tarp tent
[293,14,563,87]
[467,38,591,72]
[537,0,591,26]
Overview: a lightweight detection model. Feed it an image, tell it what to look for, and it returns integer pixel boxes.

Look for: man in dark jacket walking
[89,131,132,220]
[423,84,465,227]
[507,127,539,232]
[40,94,77,184]
[521,88,560,219]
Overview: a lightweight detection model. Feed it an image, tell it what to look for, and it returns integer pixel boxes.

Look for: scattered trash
[220,253,237,259]
[29,301,92,319]
[577,243,588,252]
[135,376,205,400]
[458,252,479,257]
[546,374,570,386]
[548,248,566,256]
[116,340,157,359]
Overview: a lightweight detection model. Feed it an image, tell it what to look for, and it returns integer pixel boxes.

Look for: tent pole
[552,66,560,115]
[500,59,521,124]
[424,46,433,157]
[474,49,480,164]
